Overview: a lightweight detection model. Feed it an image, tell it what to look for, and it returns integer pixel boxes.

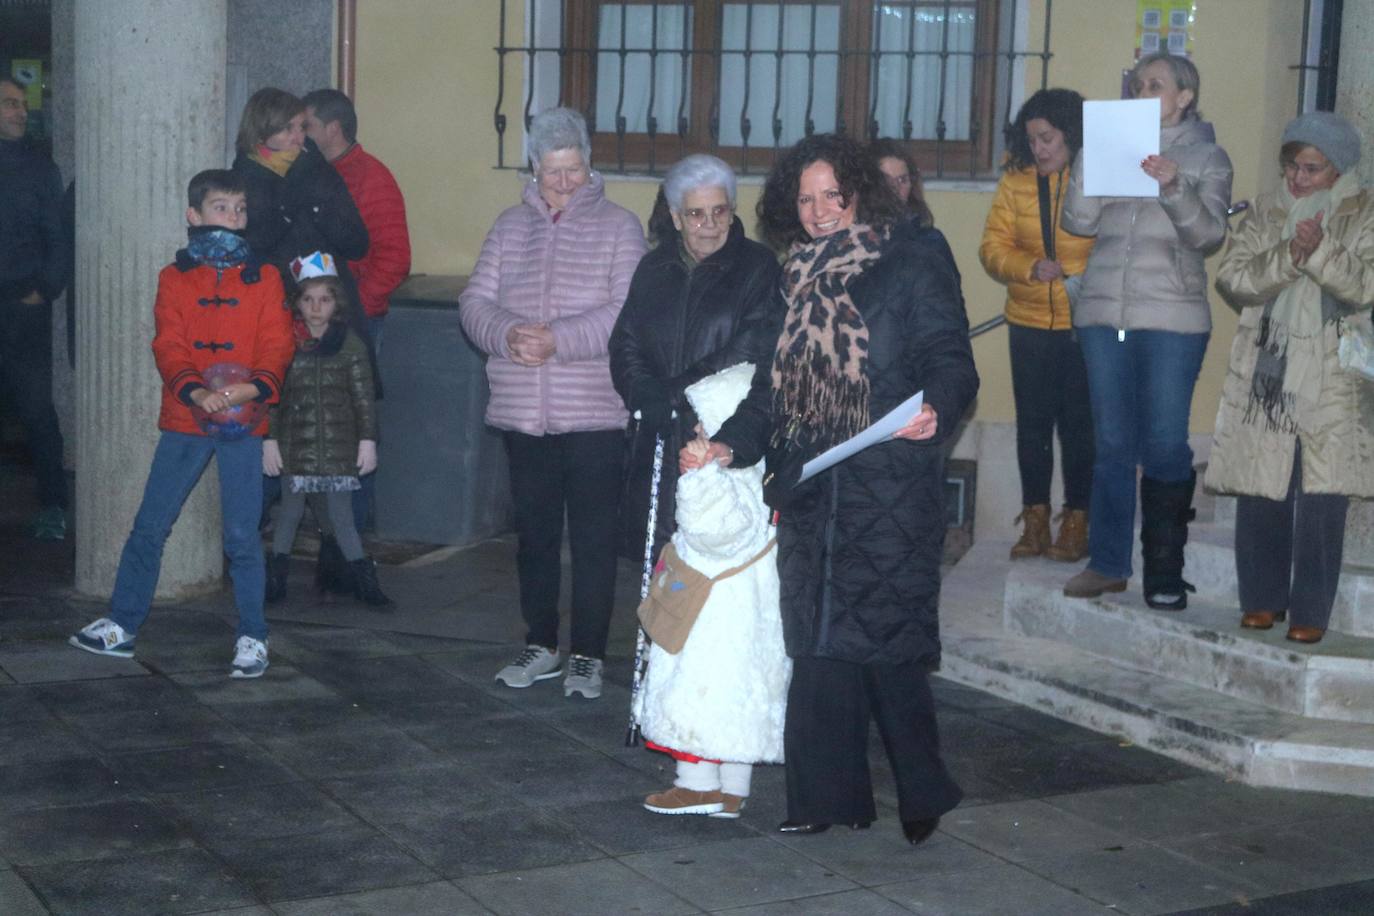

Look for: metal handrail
[969,314,1006,338]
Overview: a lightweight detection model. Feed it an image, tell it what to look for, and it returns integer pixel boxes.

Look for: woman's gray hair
[1132,52,1201,117]
[662,154,738,211]
[527,107,592,170]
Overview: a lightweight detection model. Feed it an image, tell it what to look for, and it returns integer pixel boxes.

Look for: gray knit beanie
[1282,111,1362,173]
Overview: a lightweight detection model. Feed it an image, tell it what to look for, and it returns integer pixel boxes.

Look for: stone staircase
[938,489,1374,797]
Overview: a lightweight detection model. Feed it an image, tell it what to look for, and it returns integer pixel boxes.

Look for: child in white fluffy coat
[638,363,791,818]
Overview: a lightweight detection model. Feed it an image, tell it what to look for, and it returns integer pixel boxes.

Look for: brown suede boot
[1010,504,1052,559]
[1045,508,1089,562]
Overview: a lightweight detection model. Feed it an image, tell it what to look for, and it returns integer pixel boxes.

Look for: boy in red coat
[70,169,294,678]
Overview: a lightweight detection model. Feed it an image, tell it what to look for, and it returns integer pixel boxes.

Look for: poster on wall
[1135,1,1196,58]
[10,60,43,109]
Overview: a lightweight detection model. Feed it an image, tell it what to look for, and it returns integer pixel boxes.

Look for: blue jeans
[109,431,267,640]
[1077,327,1208,579]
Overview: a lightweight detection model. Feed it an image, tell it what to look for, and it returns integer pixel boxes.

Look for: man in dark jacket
[0,77,69,539]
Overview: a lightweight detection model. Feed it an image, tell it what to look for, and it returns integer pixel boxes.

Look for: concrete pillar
[1335,0,1374,607]
[1337,0,1374,187]
[73,0,229,598]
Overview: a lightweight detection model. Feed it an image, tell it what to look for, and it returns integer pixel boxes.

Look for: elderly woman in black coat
[611,154,782,561]
[682,133,978,845]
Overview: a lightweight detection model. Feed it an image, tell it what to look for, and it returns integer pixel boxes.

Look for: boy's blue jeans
[1077,327,1209,580]
[109,430,267,640]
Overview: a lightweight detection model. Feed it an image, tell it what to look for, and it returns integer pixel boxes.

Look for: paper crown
[290,251,338,282]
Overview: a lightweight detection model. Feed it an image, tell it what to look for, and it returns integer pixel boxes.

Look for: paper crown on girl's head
[290,251,338,282]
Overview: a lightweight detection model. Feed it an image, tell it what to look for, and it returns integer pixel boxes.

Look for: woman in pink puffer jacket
[460,108,647,700]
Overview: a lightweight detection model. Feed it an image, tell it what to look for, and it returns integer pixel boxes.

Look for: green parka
[270,324,377,478]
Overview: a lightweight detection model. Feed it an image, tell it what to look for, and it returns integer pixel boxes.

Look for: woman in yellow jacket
[980,89,1096,561]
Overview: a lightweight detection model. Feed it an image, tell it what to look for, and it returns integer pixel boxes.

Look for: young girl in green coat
[262,251,391,606]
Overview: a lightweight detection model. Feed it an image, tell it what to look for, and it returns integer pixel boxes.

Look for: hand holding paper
[798,390,924,484]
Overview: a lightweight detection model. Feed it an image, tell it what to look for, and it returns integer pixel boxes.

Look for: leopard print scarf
[771,223,888,451]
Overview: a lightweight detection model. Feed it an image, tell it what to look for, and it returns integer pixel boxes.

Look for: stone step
[1159,522,1374,638]
[940,624,1374,798]
[1005,557,1374,724]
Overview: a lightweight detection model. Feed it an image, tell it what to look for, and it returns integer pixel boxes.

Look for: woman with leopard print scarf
[681,134,979,848]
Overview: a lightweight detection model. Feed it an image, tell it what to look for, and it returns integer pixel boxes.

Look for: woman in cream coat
[1206,111,1374,644]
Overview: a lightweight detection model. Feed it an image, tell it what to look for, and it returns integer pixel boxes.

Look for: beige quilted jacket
[1205,185,1374,499]
[1062,116,1233,333]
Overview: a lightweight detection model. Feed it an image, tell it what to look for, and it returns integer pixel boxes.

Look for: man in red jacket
[304,90,411,532]
[303,89,411,354]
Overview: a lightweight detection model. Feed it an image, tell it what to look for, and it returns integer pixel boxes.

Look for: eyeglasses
[682,204,733,228]
[1283,161,1333,178]
[536,166,588,183]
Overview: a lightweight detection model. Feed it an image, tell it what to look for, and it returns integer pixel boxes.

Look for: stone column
[73,0,229,598]
[1335,0,1374,583]
[1337,0,1374,187]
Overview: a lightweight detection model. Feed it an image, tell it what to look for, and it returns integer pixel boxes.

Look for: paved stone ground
[3,465,1374,915]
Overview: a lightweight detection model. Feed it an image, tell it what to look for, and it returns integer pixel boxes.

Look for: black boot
[349,557,393,608]
[265,553,290,603]
[1140,472,1198,611]
[315,535,352,595]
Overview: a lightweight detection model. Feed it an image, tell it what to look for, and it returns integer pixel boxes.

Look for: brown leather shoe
[1045,508,1089,562]
[1240,610,1286,630]
[1063,568,1128,598]
[1010,504,1052,560]
[1286,625,1325,644]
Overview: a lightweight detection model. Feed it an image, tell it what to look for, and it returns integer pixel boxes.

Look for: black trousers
[504,429,623,659]
[1235,442,1348,630]
[0,300,66,509]
[1008,322,1094,509]
[784,656,963,824]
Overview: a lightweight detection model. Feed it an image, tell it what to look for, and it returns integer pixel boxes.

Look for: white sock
[719,762,753,798]
[674,759,722,792]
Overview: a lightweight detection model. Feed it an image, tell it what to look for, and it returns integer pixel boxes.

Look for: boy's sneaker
[68,618,136,658]
[494,645,562,688]
[31,506,66,541]
[643,786,725,816]
[230,636,269,679]
[564,654,603,699]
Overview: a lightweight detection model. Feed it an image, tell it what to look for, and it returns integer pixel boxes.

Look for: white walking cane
[625,431,665,747]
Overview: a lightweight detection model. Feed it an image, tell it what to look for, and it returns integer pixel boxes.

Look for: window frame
[557,0,1002,176]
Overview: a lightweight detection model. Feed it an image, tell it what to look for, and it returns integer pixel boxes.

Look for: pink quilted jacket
[460,173,647,435]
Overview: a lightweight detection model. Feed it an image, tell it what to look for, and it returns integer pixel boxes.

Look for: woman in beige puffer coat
[1060,53,1233,611]
[1206,112,1374,644]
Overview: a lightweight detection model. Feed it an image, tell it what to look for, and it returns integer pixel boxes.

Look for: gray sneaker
[495,645,562,688]
[564,654,603,699]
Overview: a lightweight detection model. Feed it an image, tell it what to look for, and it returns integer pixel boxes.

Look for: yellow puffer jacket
[979,165,1095,330]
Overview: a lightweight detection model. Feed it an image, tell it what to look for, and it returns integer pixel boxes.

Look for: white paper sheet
[1082,99,1160,198]
[798,390,924,483]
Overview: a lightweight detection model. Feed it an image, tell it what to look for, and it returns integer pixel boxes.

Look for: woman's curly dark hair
[867,138,934,228]
[1003,88,1085,172]
[756,133,905,250]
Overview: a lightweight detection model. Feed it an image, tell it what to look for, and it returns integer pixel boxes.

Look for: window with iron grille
[495,0,1054,178]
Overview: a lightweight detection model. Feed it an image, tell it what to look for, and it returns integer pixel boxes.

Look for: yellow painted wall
[353,0,1305,431]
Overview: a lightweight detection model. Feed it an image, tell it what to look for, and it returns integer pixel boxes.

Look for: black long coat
[609,218,782,560]
[716,222,978,666]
